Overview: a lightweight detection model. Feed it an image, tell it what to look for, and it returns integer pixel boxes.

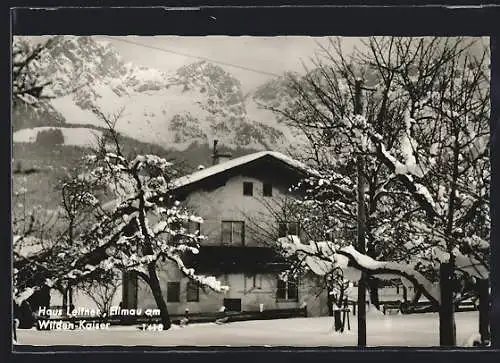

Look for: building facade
[122,151,329,317]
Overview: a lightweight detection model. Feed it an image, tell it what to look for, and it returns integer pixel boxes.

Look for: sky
[22,35,489,93]
[95,36,362,93]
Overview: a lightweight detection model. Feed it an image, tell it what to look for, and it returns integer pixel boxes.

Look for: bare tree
[52,167,106,312]
[79,271,122,320]
[268,36,489,346]
[12,179,61,307]
[12,37,55,107]
[12,36,87,112]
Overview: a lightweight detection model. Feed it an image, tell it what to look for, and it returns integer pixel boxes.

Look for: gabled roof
[170,151,318,190]
[101,151,316,211]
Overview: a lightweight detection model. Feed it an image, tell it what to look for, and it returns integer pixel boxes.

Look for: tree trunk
[358,276,367,346]
[334,310,342,332]
[401,288,422,314]
[147,263,171,330]
[327,289,334,317]
[334,285,345,332]
[366,241,379,310]
[62,287,68,315]
[368,277,380,310]
[354,78,366,347]
[439,262,456,346]
[68,286,73,311]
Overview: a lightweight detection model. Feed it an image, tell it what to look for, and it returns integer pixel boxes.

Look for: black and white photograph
[12,33,491,348]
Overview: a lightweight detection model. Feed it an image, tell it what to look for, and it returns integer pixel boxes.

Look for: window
[253,274,262,289]
[243,182,253,196]
[276,275,298,301]
[278,221,300,238]
[167,282,180,302]
[263,183,273,197]
[245,273,262,290]
[185,220,201,235]
[186,280,199,302]
[221,221,245,245]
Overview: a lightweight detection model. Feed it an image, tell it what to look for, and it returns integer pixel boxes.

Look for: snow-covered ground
[15,311,480,347]
[13,127,102,148]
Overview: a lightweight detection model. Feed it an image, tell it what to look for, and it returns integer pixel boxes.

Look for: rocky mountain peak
[13,35,308,153]
[39,36,128,96]
[174,60,245,114]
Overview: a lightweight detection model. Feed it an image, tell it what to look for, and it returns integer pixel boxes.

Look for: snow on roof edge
[99,151,318,211]
[170,151,318,190]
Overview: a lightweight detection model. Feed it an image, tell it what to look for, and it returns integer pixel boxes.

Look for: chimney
[211,139,232,165]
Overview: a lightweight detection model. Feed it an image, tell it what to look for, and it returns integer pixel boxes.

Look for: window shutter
[287,278,298,301]
[222,222,232,245]
[276,278,287,299]
[263,183,272,197]
[278,222,287,238]
[233,221,244,245]
[167,282,181,302]
[243,182,253,196]
[289,222,299,236]
[186,281,199,302]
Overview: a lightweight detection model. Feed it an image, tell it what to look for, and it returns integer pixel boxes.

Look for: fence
[381,299,478,315]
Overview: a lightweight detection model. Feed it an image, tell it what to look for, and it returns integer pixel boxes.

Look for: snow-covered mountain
[246,72,307,145]
[13,35,307,152]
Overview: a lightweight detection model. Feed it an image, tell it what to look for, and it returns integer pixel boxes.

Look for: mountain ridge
[12,35,310,213]
[13,35,307,154]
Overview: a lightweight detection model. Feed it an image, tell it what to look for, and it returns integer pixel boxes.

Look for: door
[223,298,242,312]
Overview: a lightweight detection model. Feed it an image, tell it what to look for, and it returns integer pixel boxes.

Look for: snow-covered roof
[170,151,318,190]
[99,151,316,211]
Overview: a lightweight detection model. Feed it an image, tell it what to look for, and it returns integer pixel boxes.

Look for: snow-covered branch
[335,245,440,305]
[278,235,441,306]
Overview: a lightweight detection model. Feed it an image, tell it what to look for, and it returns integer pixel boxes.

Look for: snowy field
[16,311,480,347]
[13,126,103,148]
